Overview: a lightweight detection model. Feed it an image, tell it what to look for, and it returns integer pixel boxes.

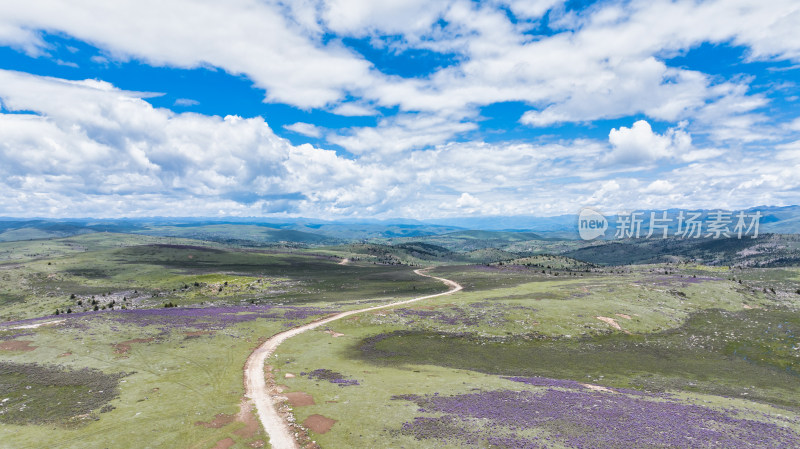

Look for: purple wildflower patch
[300,368,359,387]
[2,305,336,334]
[109,305,336,332]
[395,385,800,448]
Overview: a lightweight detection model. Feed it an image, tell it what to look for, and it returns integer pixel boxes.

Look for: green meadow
[1,229,799,448]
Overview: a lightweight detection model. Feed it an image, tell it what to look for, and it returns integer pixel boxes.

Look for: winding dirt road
[243,268,462,449]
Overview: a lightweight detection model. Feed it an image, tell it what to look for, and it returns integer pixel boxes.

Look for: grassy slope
[0,236,444,322]
[0,312,302,448]
[270,264,800,448]
[2,233,799,448]
[0,234,455,448]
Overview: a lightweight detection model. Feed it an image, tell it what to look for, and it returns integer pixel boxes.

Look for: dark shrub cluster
[299,368,359,386]
[0,362,128,426]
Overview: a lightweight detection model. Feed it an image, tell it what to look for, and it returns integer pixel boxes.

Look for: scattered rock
[580,383,613,392]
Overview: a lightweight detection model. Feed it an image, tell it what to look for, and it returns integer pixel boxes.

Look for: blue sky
[0,0,798,218]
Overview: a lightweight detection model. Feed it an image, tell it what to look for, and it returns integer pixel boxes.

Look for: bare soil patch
[596,316,622,330]
[303,414,337,434]
[235,398,262,439]
[7,319,64,330]
[184,330,214,337]
[195,413,236,428]
[211,438,236,449]
[113,338,154,354]
[0,340,36,351]
[285,392,315,407]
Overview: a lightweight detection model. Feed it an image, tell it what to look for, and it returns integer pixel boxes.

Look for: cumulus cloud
[329,113,478,156]
[643,179,675,194]
[322,0,452,36]
[284,122,323,138]
[0,68,797,219]
[0,70,304,215]
[606,120,691,164]
[0,0,376,109]
[1,0,798,130]
[455,192,481,207]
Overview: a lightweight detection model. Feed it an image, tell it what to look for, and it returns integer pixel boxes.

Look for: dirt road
[243,268,463,449]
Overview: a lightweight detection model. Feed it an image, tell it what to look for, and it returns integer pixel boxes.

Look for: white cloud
[330,102,377,117]
[0,0,796,170]
[1,0,797,127]
[0,70,299,214]
[0,0,377,109]
[329,113,478,156]
[643,179,675,194]
[606,120,692,164]
[322,0,452,36]
[0,70,797,219]
[455,192,481,208]
[284,122,323,138]
[497,0,565,19]
[173,98,199,107]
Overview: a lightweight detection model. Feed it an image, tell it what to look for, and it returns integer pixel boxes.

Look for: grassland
[0,233,449,448]
[0,234,444,322]
[1,227,799,448]
[271,264,800,448]
[0,306,331,448]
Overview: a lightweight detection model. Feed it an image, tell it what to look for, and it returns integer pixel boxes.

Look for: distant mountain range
[0,205,798,243]
[423,205,800,237]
